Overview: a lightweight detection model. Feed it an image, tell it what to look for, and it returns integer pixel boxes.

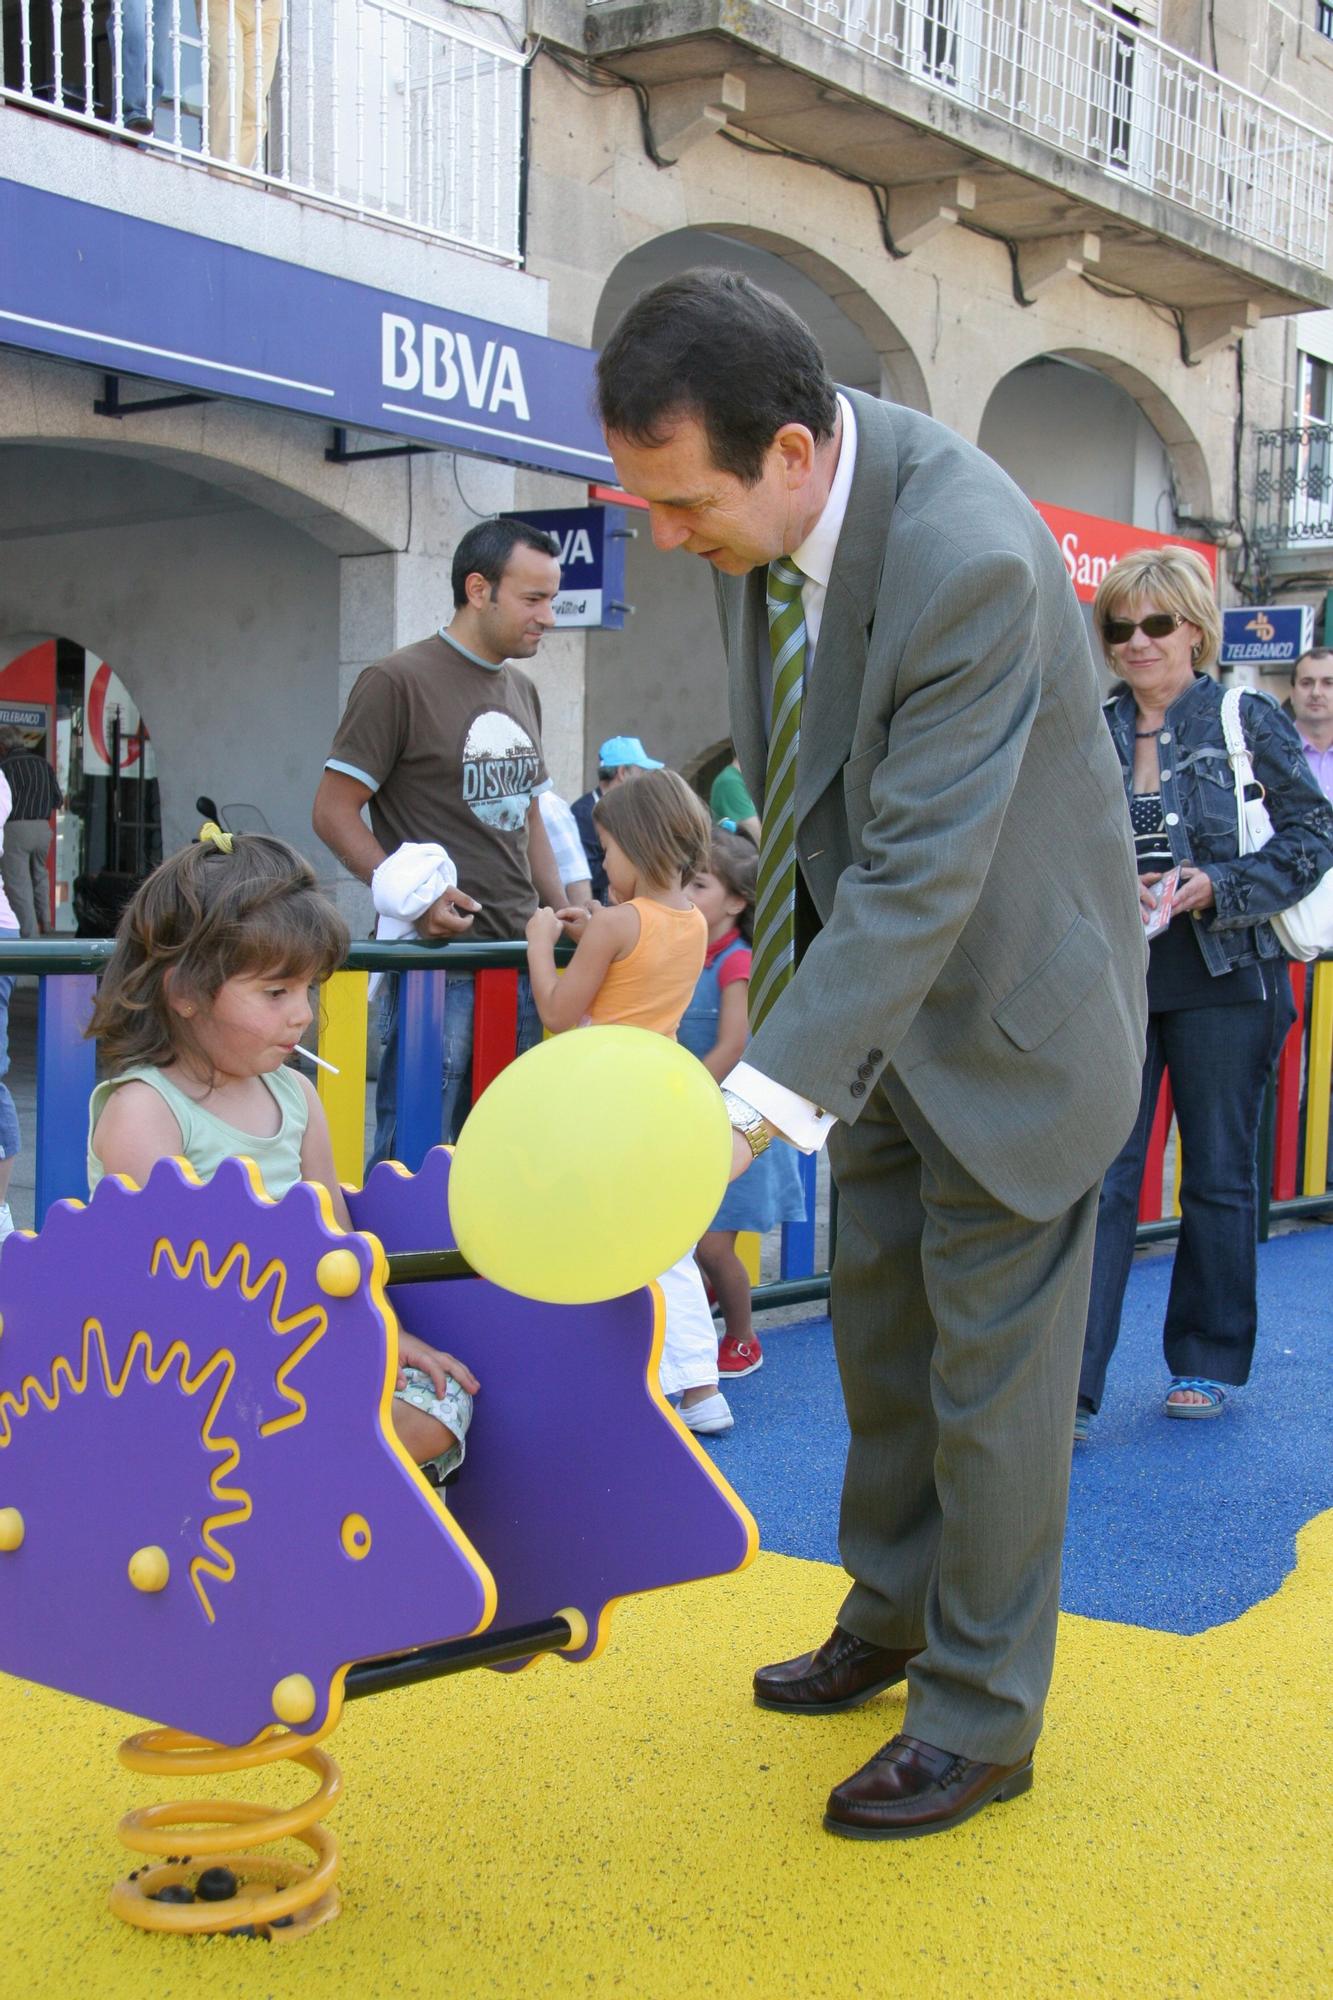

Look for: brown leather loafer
[753,1626,919,1714]
[824,1732,1034,1839]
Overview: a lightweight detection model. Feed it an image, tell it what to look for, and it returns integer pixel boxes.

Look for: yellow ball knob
[0,1508,25,1552]
[340,1513,373,1560]
[272,1673,317,1725]
[128,1545,170,1593]
[315,1248,362,1298]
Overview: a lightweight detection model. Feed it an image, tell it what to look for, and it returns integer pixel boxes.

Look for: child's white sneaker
[680,1391,733,1435]
[0,1203,14,1246]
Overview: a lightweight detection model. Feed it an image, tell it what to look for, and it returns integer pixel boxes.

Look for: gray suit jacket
[717,390,1147,1223]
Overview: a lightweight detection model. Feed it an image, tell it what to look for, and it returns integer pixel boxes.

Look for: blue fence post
[35,973,98,1224]
[394,969,447,1173]
[780,1149,819,1280]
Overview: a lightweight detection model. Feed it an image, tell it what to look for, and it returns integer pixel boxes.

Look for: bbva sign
[381,312,530,420]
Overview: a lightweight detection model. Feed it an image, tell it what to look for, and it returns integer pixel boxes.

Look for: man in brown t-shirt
[313,517,568,1161]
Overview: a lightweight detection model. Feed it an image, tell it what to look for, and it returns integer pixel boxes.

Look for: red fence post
[472,967,520,1102]
[1273,961,1307,1201]
[1137,1073,1174,1223]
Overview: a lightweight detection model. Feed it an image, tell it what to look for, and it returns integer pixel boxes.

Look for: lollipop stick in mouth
[293,1045,340,1077]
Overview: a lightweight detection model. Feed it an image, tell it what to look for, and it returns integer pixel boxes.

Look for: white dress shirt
[723,395,858,1154]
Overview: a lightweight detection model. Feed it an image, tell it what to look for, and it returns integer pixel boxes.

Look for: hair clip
[198,820,235,854]
[718,818,737,834]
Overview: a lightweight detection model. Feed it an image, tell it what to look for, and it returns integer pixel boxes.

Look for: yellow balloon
[448,1027,732,1303]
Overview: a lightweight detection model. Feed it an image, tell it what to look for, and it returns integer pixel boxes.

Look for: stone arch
[1052,349,1213,522]
[592,224,930,415]
[0,431,353,864]
[979,344,1214,525]
[0,369,405,557]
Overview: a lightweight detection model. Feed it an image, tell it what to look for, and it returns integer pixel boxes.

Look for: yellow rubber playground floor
[0,1512,1328,2000]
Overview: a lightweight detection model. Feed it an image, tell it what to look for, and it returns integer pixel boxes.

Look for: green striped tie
[750,557,806,1032]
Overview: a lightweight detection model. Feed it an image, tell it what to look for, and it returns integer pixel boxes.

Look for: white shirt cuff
[724,1061,837,1154]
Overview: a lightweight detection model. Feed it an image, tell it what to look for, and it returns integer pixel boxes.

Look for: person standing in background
[539,791,594,909]
[1288,648,1333,803]
[312,518,568,1164]
[0,727,61,938]
[206,0,283,168]
[572,737,663,903]
[709,753,761,846]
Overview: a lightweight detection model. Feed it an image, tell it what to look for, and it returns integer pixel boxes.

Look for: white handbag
[1219,687,1333,962]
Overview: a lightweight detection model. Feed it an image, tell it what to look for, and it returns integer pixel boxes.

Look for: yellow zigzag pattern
[0,1317,248,1623]
[147,1236,328,1438]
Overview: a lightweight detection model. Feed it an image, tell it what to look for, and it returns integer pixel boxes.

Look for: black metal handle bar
[344,1617,575,1699]
[383,1249,475,1283]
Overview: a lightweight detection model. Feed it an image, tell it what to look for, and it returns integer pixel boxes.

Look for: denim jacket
[1102,674,1333,977]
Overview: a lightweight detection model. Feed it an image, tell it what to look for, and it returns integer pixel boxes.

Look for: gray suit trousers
[828,1067,1099,1765]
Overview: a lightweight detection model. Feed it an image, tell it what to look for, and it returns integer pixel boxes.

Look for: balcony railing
[1252,424,1333,550]
[1,0,526,260]
[587,0,1333,269]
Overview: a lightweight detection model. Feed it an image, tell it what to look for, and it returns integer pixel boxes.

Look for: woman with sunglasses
[1076,546,1333,1438]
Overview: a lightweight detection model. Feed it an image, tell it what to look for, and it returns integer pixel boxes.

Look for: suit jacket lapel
[794,391,897,823]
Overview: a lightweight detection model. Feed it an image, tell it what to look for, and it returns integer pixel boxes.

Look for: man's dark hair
[451,517,559,608]
[596,269,838,486]
[1292,646,1333,679]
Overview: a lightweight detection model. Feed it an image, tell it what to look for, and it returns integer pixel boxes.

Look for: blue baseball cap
[599,736,664,770]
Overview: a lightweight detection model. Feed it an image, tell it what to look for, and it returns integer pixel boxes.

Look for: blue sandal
[1163,1377,1227,1420]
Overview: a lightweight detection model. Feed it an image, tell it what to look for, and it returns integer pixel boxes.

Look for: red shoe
[718,1333,763,1377]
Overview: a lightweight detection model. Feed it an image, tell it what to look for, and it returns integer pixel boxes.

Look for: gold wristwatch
[721,1089,772,1160]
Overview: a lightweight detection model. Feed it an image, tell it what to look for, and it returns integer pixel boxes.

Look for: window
[1292,352,1333,542]
[1318,0,1333,39]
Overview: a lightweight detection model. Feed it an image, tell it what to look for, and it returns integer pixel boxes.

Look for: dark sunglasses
[1102,612,1182,645]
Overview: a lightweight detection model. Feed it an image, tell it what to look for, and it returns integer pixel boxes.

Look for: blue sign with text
[510,506,634,630]
[0,179,615,481]
[1221,605,1313,669]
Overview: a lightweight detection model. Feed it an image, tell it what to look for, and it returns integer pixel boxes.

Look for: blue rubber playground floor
[710,1223,1333,1638]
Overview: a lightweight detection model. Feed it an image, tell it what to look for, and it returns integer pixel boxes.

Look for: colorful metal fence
[7,942,1332,1310]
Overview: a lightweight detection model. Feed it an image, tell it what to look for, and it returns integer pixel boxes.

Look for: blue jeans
[113,0,168,126]
[369,970,541,1170]
[0,926,20,1162]
[1078,974,1291,1411]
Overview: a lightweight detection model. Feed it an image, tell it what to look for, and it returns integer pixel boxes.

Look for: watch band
[721,1089,773,1160]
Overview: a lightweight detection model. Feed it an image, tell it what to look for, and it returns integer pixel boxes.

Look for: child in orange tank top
[526,769,733,1434]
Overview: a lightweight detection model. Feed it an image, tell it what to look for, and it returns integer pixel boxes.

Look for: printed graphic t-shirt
[328,632,550,942]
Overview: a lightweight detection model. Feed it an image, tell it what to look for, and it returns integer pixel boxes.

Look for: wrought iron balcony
[1,0,526,260]
[1252,425,1333,554]
[585,0,1333,278]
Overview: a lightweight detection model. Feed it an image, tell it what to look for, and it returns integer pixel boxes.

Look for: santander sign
[1034,502,1217,602]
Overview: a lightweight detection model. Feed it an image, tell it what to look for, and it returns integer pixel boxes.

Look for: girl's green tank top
[87,1063,309,1197]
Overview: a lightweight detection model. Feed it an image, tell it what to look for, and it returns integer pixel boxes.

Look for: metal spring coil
[109,1725,343,1938]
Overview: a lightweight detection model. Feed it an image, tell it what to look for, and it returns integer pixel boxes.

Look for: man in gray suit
[597,272,1146,1839]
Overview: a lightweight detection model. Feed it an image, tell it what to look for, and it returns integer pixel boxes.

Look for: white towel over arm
[368,842,459,997]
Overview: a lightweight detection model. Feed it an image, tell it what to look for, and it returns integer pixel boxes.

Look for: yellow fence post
[318,971,369,1189]
[1304,960,1333,1196]
[737,1232,761,1287]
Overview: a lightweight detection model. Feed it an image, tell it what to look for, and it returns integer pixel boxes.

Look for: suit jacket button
[857,1062,873,1079]
[867,1048,883,1062]
[850,1080,866,1098]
